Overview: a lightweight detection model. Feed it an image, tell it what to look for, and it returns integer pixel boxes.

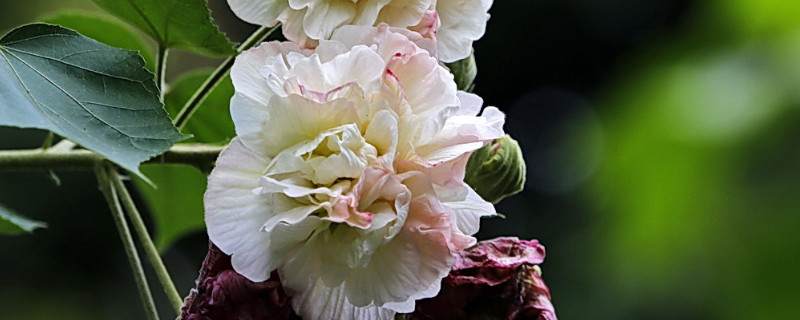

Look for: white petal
[232,41,307,105]
[435,0,491,62]
[286,277,395,320]
[389,52,458,118]
[344,225,453,309]
[437,182,496,235]
[376,0,432,27]
[364,109,399,157]
[303,0,357,40]
[227,0,288,26]
[205,138,275,282]
[278,8,318,48]
[353,0,393,25]
[236,94,360,157]
[455,91,483,116]
[321,45,386,93]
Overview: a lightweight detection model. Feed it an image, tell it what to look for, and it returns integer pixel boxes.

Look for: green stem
[109,168,183,314]
[0,144,224,172]
[41,132,55,149]
[173,24,280,129]
[156,46,168,101]
[96,163,160,320]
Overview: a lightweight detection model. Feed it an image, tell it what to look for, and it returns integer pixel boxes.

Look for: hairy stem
[96,163,160,320]
[0,143,224,172]
[173,24,280,129]
[109,168,183,314]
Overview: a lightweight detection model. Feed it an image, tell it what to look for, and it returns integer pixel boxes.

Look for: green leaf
[133,164,206,252]
[39,11,156,71]
[164,69,236,143]
[131,69,235,251]
[0,203,46,235]
[0,23,186,177]
[91,0,236,57]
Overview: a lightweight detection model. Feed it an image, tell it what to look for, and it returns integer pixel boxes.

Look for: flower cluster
[199,1,558,319]
[227,0,491,62]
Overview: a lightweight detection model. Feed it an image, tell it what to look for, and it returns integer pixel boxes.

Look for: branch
[172,24,280,129]
[0,144,224,172]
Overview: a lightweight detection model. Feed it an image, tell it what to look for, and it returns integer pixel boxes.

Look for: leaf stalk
[108,168,184,314]
[96,163,160,320]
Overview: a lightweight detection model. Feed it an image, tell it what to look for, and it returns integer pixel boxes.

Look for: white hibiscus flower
[227,0,493,62]
[204,25,504,320]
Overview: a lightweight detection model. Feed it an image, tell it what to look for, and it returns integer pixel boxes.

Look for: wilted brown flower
[403,237,557,320]
[180,242,298,320]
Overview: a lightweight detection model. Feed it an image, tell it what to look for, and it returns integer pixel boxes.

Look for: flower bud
[464,134,526,204]
[445,50,477,91]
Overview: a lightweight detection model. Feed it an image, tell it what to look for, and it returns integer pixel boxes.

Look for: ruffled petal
[435,0,491,62]
[236,93,360,157]
[227,0,288,26]
[286,277,395,320]
[205,138,276,282]
[376,0,432,27]
[437,182,496,236]
[302,0,357,39]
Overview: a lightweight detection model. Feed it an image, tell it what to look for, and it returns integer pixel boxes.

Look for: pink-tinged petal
[407,10,440,40]
[395,153,471,189]
[205,138,275,282]
[387,51,458,119]
[331,24,420,62]
[227,0,288,27]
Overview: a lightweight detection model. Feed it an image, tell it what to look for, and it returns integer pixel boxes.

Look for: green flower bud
[445,50,477,92]
[464,135,527,204]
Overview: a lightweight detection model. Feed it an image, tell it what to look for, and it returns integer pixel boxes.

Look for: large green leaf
[0,23,185,177]
[132,69,235,251]
[91,0,235,57]
[0,203,46,235]
[39,11,155,71]
[134,164,206,252]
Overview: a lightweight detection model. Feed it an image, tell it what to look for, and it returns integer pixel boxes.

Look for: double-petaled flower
[227,0,493,62]
[204,24,505,319]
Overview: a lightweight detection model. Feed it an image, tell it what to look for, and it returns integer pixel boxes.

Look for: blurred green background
[2,0,800,319]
